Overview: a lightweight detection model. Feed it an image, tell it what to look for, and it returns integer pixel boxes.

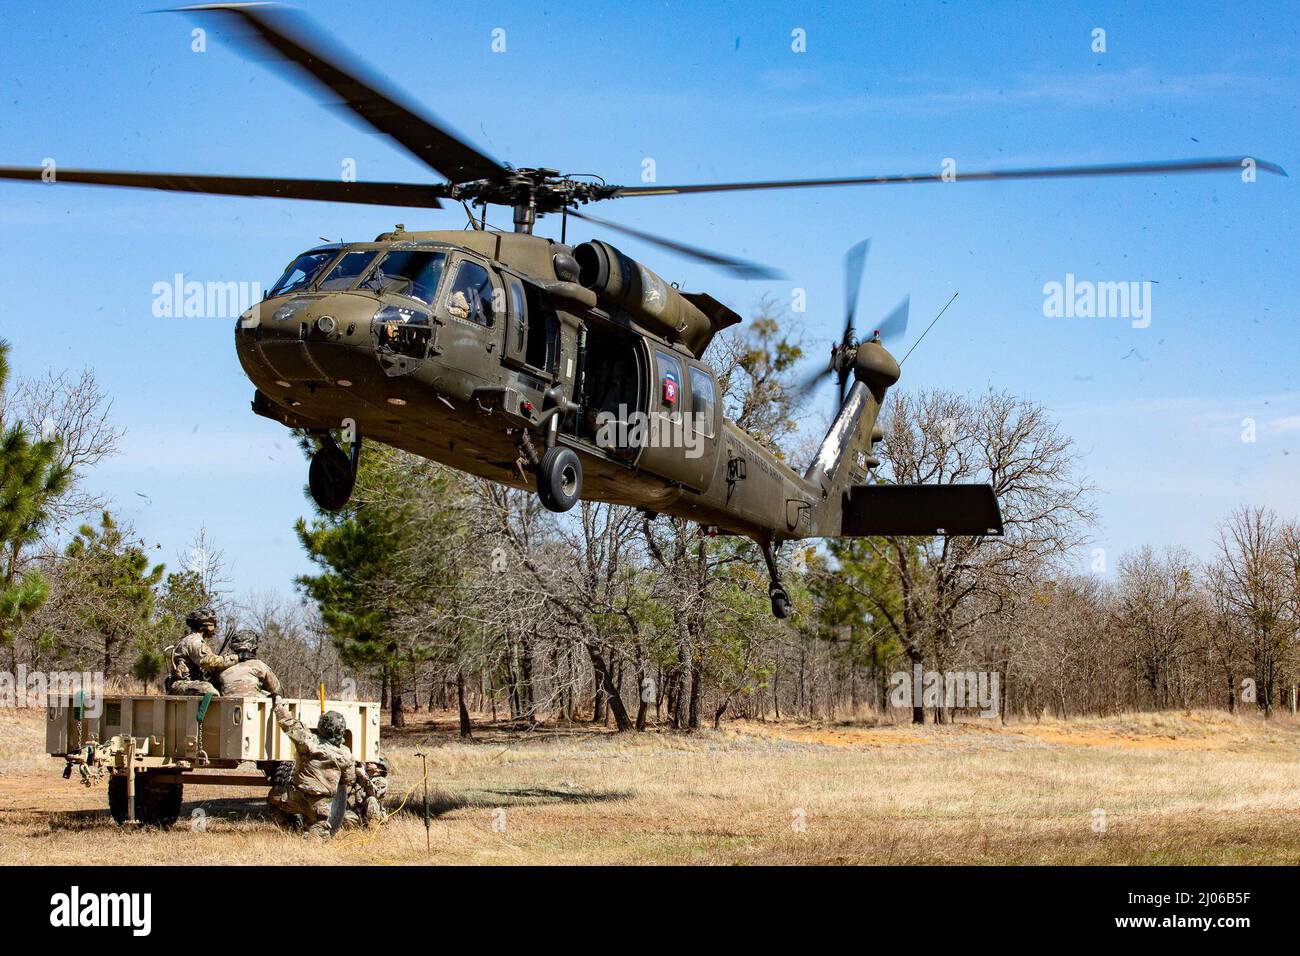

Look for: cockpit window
[269,251,336,296]
[360,250,448,305]
[446,260,496,327]
[317,251,379,291]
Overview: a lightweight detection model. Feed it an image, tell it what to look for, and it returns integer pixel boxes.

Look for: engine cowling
[574,240,714,355]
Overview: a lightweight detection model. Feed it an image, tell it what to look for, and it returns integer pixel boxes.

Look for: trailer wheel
[108,774,129,825]
[139,778,184,829]
[270,760,295,795]
[108,773,183,828]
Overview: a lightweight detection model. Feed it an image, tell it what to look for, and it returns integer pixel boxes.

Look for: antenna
[900,292,958,365]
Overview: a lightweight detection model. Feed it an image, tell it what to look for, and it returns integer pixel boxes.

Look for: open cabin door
[569,318,644,462]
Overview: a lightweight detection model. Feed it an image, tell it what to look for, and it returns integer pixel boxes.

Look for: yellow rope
[330,771,428,851]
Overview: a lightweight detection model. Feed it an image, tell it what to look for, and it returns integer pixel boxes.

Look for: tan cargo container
[48,694,382,827]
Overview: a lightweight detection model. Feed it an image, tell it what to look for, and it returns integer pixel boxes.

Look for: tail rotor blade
[792,364,833,402]
[843,239,869,343]
[875,296,910,346]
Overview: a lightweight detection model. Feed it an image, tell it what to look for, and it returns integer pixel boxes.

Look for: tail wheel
[536,446,582,513]
[309,442,355,511]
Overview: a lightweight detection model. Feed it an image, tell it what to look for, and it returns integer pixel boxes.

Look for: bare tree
[14,366,122,528]
[1215,507,1296,716]
[830,389,1096,722]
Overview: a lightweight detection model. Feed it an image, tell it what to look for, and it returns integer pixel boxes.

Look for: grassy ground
[3,706,1300,864]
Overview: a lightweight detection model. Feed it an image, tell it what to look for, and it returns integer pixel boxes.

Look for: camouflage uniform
[217,634,282,697]
[354,756,389,827]
[218,659,282,697]
[167,633,238,696]
[268,702,371,838]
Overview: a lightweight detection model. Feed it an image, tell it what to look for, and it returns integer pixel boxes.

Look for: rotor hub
[449,167,618,227]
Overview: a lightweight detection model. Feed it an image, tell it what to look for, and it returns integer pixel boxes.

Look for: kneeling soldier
[268,701,374,838]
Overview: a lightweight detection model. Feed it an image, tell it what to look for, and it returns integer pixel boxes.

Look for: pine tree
[62,512,164,674]
[296,440,471,727]
[0,339,71,664]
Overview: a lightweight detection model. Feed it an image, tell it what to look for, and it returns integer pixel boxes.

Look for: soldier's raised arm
[273,701,317,756]
[198,647,239,675]
[352,761,375,797]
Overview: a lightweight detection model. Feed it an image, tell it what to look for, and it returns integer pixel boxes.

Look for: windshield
[317,251,379,291]
[269,250,336,296]
[360,250,448,305]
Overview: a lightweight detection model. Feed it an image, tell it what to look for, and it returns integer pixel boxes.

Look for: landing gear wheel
[309,435,357,511]
[536,446,582,513]
[770,587,792,619]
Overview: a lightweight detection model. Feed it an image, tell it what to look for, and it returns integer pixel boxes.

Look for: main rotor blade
[843,239,869,344]
[0,166,444,207]
[175,3,507,184]
[567,209,783,280]
[612,156,1287,197]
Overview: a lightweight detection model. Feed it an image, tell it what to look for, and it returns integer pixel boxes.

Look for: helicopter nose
[235,292,381,385]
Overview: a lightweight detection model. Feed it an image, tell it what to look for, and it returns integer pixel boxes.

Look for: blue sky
[0,0,1296,596]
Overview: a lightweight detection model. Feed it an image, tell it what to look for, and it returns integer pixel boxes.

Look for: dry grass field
[3,706,1300,865]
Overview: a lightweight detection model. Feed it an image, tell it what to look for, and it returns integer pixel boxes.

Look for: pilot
[216,631,283,698]
[164,607,238,696]
[447,288,472,321]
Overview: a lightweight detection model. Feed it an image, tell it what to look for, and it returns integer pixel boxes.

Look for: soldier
[216,631,283,698]
[354,754,389,827]
[268,701,374,838]
[165,607,238,696]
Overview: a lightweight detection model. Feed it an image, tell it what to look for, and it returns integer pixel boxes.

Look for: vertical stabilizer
[804,380,882,499]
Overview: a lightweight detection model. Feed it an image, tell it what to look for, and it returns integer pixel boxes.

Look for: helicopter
[1,3,1285,618]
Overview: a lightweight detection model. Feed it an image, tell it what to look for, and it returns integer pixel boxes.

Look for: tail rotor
[796,239,910,406]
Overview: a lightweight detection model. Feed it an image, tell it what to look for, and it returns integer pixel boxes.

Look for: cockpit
[268,244,451,307]
[357,249,446,304]
[268,248,339,297]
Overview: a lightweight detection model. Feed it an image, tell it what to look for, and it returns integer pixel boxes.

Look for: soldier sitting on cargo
[268,701,375,838]
[164,607,239,696]
[216,631,283,698]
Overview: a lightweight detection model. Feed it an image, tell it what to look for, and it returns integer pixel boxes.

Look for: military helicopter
[1,4,1284,617]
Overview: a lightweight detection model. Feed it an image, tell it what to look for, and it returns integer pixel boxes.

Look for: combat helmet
[185,606,217,631]
[317,710,347,746]
[229,630,259,656]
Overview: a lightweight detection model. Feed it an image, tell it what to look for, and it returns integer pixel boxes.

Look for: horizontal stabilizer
[840,484,1003,537]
